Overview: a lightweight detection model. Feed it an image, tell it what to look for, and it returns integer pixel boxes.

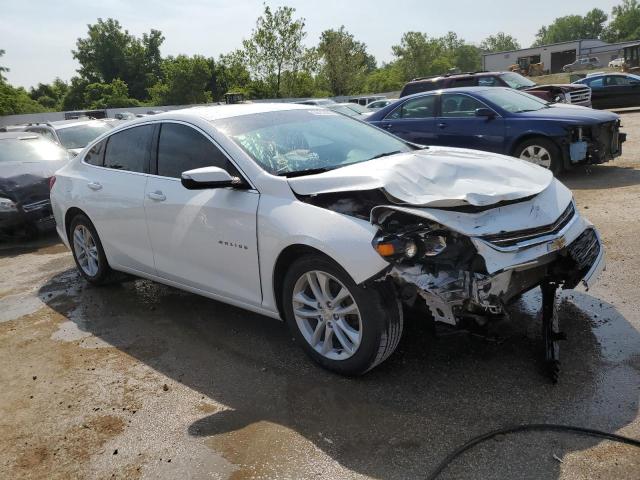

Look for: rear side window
[84,140,106,166]
[156,123,239,179]
[387,96,437,119]
[401,81,439,97]
[478,76,500,87]
[103,124,154,173]
[451,78,476,87]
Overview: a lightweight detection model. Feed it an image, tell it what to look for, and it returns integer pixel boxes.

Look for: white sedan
[50,104,604,377]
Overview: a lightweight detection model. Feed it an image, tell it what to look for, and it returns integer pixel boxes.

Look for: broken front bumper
[391,206,604,326]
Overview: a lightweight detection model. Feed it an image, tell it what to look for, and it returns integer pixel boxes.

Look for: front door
[143,122,261,305]
[374,95,438,145]
[435,93,505,153]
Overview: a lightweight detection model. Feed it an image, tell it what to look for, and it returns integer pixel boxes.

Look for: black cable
[425,423,640,480]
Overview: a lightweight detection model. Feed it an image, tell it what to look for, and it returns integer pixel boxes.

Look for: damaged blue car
[366,87,625,175]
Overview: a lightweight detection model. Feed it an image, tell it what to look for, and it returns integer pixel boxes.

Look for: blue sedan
[367,87,624,174]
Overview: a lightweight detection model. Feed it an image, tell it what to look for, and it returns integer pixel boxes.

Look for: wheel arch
[64,207,89,243]
[272,244,343,319]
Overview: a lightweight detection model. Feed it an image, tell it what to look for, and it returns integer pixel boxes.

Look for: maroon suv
[400,71,592,107]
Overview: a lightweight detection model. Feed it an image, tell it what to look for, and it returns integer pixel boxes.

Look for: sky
[0,0,623,89]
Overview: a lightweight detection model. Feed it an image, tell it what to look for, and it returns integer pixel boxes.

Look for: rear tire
[69,214,116,285]
[282,254,403,375]
[514,137,562,175]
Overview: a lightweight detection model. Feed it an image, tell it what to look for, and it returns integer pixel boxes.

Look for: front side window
[213,109,411,176]
[481,88,548,113]
[387,96,436,119]
[157,123,239,178]
[103,124,154,173]
[585,77,604,89]
[441,94,485,117]
[451,78,476,87]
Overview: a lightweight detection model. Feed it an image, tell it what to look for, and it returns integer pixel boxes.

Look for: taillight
[49,176,57,191]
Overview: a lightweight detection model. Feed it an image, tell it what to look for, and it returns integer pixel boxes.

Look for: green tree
[29,78,69,109]
[211,50,252,100]
[0,49,8,83]
[317,26,372,96]
[604,0,640,42]
[242,5,311,97]
[84,78,139,108]
[61,77,90,111]
[363,63,404,93]
[73,18,164,100]
[149,55,213,105]
[532,8,607,46]
[480,33,521,52]
[0,83,48,115]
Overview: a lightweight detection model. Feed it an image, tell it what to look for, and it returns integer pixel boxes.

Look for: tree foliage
[73,18,164,100]
[480,33,521,52]
[532,9,608,46]
[149,55,213,105]
[84,78,139,108]
[0,49,9,83]
[604,0,640,41]
[317,26,371,96]
[242,5,313,97]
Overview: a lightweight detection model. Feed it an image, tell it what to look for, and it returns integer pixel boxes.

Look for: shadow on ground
[560,164,640,190]
[38,269,640,479]
[0,231,63,258]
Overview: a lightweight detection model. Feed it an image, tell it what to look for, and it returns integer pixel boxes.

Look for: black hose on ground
[425,423,640,480]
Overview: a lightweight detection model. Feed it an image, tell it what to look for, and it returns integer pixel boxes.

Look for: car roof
[407,71,506,83]
[25,119,109,130]
[400,86,494,100]
[0,132,42,140]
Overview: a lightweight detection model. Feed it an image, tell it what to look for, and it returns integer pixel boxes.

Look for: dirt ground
[1,115,639,480]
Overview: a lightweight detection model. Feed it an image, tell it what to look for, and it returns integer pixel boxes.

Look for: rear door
[143,122,261,305]
[79,124,156,274]
[604,75,640,108]
[375,95,438,145]
[435,93,505,152]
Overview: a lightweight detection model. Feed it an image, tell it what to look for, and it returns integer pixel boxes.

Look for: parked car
[348,95,386,106]
[326,102,373,118]
[51,104,604,377]
[24,119,113,156]
[295,99,336,106]
[573,73,640,109]
[609,57,625,68]
[563,57,601,72]
[367,87,624,174]
[400,71,592,107]
[0,133,70,236]
[367,99,393,110]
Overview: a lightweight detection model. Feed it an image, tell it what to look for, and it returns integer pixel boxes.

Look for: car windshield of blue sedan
[214,109,412,176]
[481,89,549,113]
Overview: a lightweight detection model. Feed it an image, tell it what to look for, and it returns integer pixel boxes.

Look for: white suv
[50,104,604,378]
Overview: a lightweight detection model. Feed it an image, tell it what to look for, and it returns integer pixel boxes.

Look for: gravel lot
[1,114,639,480]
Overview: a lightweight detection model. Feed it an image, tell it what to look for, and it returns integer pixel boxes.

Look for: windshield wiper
[367,150,402,161]
[278,167,333,178]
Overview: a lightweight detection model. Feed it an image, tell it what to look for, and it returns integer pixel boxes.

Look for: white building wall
[483,41,582,72]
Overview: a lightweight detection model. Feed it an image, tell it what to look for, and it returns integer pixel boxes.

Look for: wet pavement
[1,116,640,479]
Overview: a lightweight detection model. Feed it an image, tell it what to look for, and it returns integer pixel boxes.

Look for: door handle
[147,191,166,201]
[87,181,102,191]
[438,123,448,129]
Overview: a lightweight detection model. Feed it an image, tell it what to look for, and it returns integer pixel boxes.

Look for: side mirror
[475,108,496,118]
[181,166,246,190]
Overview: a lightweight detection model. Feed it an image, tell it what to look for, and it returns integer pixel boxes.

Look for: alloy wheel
[519,145,552,169]
[73,225,99,277]
[292,270,362,361]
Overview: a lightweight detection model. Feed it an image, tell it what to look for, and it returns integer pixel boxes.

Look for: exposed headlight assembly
[0,197,17,212]
[373,231,448,261]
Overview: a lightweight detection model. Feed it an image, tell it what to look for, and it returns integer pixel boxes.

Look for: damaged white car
[51,104,604,381]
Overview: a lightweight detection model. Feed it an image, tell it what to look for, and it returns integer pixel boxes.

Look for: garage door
[551,50,576,73]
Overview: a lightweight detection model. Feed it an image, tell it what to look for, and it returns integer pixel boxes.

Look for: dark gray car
[0,133,69,236]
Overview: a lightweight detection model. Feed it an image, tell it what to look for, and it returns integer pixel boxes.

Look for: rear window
[401,81,439,97]
[0,137,69,163]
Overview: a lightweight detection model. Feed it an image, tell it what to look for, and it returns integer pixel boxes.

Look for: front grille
[481,202,575,248]
[568,88,591,104]
[22,199,51,212]
[568,228,600,271]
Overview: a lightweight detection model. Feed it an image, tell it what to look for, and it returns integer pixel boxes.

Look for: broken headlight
[373,230,448,261]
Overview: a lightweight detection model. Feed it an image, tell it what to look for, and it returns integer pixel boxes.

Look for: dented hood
[287,147,553,207]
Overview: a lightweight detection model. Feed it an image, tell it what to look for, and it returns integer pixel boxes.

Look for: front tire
[69,214,115,285]
[282,254,403,375]
[514,137,562,175]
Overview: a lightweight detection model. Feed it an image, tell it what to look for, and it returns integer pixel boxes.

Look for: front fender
[257,196,389,313]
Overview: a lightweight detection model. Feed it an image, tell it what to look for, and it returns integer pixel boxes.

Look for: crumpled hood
[0,160,66,203]
[288,147,553,207]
